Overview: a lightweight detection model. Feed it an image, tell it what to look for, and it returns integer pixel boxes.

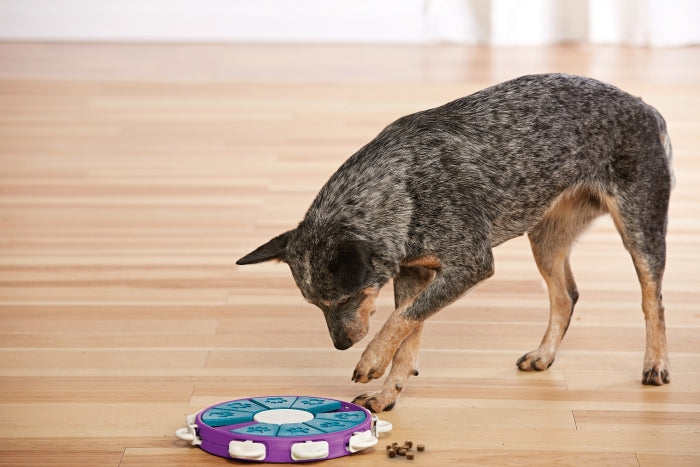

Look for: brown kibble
[387,439,424,459]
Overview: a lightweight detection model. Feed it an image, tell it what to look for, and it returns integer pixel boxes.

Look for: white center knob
[253,409,314,425]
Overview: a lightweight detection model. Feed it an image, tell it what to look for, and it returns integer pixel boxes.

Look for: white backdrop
[0,0,698,46]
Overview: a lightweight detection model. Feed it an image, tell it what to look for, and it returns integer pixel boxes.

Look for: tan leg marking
[351,308,420,384]
[517,254,575,371]
[402,255,441,270]
[353,322,424,412]
[638,264,670,385]
[352,260,436,412]
[519,187,602,371]
[605,196,670,385]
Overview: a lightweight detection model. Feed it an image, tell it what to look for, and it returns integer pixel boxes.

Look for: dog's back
[307,73,672,253]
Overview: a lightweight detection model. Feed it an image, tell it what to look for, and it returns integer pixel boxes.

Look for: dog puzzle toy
[176,396,392,462]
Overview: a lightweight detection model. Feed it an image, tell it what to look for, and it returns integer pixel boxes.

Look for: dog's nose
[332,334,354,350]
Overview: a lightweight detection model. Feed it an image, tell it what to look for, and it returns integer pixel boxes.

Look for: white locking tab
[347,430,378,453]
[175,413,202,446]
[370,414,393,438]
[291,440,330,460]
[229,440,266,461]
[375,418,393,434]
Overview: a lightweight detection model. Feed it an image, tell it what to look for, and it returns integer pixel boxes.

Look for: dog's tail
[653,107,675,189]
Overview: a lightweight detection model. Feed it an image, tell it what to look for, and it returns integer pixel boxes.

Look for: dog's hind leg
[605,184,671,385]
[353,265,433,412]
[518,188,604,371]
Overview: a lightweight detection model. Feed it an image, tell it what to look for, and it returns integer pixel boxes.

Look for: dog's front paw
[642,360,670,386]
[352,357,387,384]
[352,391,397,413]
[516,349,555,371]
[352,342,393,383]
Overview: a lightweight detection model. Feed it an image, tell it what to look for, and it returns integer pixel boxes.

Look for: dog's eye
[302,295,329,308]
[332,295,353,307]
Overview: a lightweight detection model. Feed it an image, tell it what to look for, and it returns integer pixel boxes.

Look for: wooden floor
[1,43,699,466]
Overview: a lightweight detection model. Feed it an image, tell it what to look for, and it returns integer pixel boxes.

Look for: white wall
[0,0,426,43]
[0,0,698,46]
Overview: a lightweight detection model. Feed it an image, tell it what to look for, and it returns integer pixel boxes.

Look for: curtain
[0,0,697,45]
[425,0,700,46]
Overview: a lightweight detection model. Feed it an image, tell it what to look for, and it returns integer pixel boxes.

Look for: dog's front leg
[352,309,421,384]
[352,252,494,412]
[353,321,424,412]
[352,265,432,412]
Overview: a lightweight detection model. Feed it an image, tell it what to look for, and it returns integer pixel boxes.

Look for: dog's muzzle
[322,288,377,350]
[324,313,370,351]
[330,332,355,351]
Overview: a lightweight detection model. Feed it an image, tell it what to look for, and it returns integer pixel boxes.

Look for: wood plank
[0,42,699,465]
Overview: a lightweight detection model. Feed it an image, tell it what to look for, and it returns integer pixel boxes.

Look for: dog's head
[236,227,383,350]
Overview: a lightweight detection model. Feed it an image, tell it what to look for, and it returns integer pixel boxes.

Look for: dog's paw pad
[352,393,377,412]
[352,363,385,383]
[352,392,396,413]
[352,369,373,384]
[642,364,670,385]
[516,351,554,372]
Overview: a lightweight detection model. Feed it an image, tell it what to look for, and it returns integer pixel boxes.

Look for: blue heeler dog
[237,74,673,412]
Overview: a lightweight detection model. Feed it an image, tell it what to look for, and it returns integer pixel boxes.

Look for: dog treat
[385,439,426,460]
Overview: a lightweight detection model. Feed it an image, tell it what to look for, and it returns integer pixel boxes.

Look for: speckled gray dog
[238,73,673,412]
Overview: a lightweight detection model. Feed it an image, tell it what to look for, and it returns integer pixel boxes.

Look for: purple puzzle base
[189,396,376,463]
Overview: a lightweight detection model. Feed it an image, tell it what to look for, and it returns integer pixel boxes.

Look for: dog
[237,73,673,413]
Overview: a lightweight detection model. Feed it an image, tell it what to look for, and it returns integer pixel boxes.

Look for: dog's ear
[329,240,373,294]
[236,231,291,265]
